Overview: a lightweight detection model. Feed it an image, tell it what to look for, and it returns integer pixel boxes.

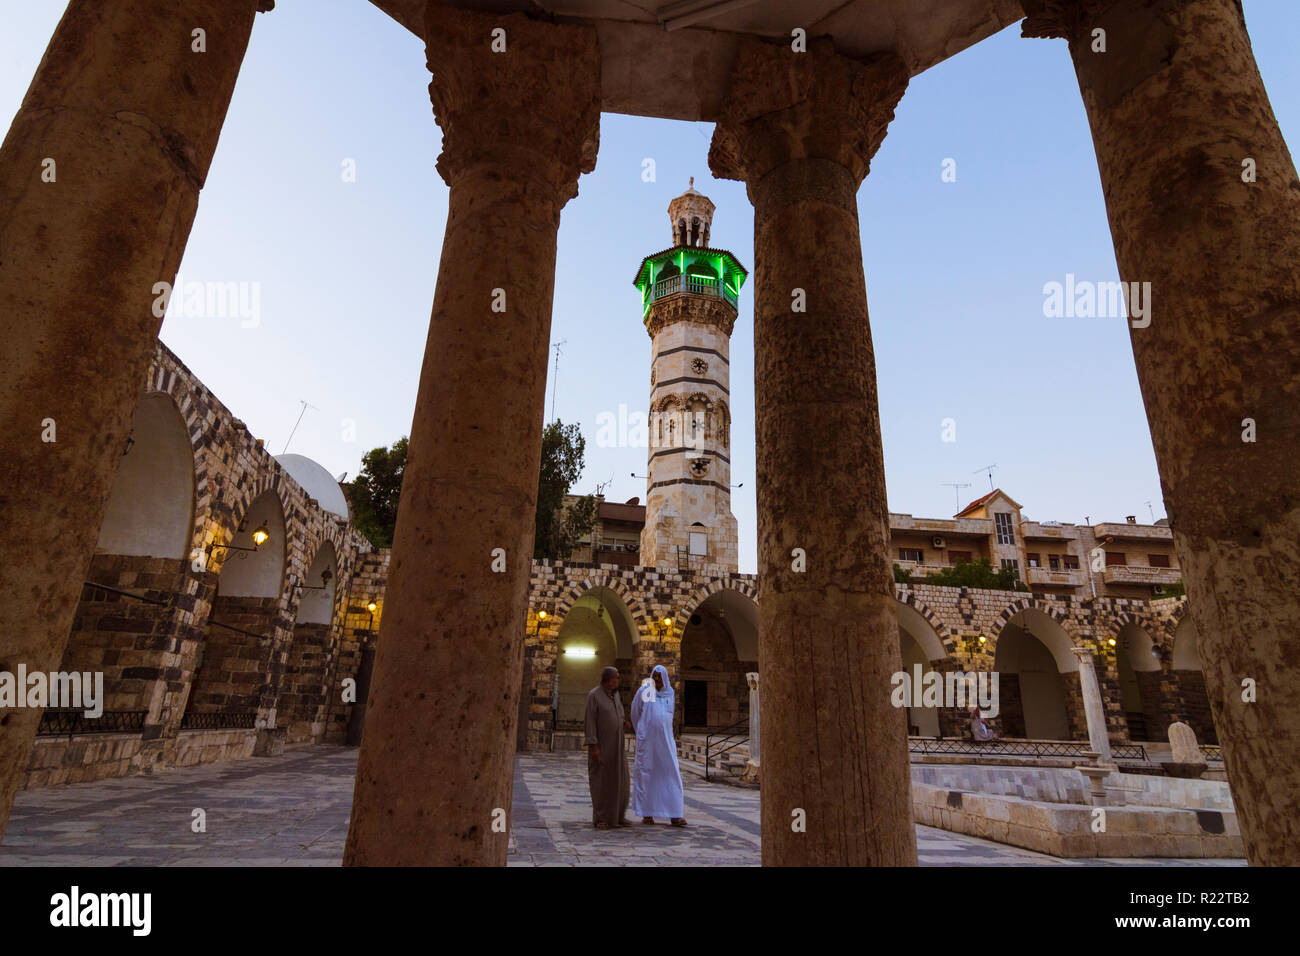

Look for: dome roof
[275,453,350,519]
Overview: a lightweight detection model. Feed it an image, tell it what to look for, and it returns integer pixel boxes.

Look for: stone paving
[0,746,1246,866]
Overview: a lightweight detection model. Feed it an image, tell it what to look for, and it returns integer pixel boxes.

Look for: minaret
[632,179,747,572]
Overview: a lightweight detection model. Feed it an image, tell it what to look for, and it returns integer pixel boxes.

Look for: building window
[1000,558,1019,573]
[948,550,972,565]
[1105,551,1127,566]
[1026,552,1040,568]
[1048,554,1060,571]
[1148,553,1171,568]
[898,548,923,563]
[1062,555,1080,570]
[994,512,1014,544]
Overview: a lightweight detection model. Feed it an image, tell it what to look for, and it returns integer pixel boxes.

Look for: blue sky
[4,1,1297,573]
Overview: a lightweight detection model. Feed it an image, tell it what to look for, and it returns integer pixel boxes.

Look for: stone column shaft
[1071,647,1113,763]
[1023,0,1300,863]
[342,8,599,866]
[710,38,916,866]
[0,0,265,838]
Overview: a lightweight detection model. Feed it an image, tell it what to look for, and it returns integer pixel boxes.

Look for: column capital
[424,6,600,204]
[1020,0,1112,41]
[709,37,908,192]
[1070,644,1096,662]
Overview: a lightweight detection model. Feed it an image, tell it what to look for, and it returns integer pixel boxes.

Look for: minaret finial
[689,176,694,189]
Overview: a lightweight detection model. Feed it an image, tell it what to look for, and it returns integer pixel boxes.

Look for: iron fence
[36,709,147,738]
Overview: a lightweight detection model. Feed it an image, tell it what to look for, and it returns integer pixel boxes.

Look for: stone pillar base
[253,728,286,757]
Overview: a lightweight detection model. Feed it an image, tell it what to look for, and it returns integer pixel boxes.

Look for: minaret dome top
[668,177,716,248]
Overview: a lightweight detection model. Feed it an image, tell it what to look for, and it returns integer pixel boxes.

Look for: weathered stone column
[343,7,599,866]
[0,0,269,838]
[1023,0,1300,863]
[1071,646,1113,764]
[709,38,917,866]
[745,672,760,762]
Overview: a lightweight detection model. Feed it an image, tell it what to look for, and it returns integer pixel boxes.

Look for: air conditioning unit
[624,543,638,552]
[932,535,946,549]
[1152,584,1165,596]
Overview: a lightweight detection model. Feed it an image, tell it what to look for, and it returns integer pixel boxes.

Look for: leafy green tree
[893,563,912,584]
[346,436,407,548]
[924,557,1024,592]
[534,420,596,561]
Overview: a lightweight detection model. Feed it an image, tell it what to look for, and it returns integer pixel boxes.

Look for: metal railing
[1200,745,1224,763]
[650,274,738,309]
[907,737,1147,762]
[179,711,258,731]
[704,717,750,780]
[36,709,148,738]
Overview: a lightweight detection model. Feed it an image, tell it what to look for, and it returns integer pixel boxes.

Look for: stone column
[1071,647,1113,765]
[1022,0,1300,864]
[745,672,760,762]
[342,8,599,867]
[709,38,916,866]
[0,0,269,838]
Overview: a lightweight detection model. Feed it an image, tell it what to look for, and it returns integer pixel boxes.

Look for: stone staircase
[677,734,750,778]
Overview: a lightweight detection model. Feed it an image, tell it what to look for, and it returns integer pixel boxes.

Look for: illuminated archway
[553,589,636,725]
[993,608,1076,740]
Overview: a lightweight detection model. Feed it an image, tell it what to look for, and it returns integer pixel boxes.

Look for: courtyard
[0,747,1245,867]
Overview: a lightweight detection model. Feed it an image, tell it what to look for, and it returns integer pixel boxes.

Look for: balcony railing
[1094,522,1173,541]
[649,274,738,309]
[1025,566,1085,587]
[1102,565,1181,586]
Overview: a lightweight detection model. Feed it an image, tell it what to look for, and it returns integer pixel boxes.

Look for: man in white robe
[630,664,687,826]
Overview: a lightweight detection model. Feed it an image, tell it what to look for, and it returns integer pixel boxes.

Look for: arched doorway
[993,608,1078,740]
[279,540,338,742]
[896,602,946,738]
[553,589,637,727]
[679,589,758,731]
[1172,618,1217,744]
[58,392,195,719]
[182,489,287,728]
[1115,622,1162,741]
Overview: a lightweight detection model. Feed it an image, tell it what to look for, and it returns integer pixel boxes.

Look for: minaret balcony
[649,273,739,309]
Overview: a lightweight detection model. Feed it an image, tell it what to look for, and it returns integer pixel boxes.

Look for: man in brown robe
[585,666,630,829]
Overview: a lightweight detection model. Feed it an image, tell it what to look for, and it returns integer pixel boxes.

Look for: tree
[346,437,407,548]
[924,557,1024,592]
[534,420,596,561]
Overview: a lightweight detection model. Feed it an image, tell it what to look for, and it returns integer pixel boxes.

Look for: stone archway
[679,588,758,732]
[56,391,196,721]
[1114,621,1163,742]
[895,600,947,738]
[279,540,339,743]
[1172,618,1216,745]
[182,488,288,730]
[993,607,1079,740]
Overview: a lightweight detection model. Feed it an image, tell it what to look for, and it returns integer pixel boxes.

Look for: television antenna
[549,340,566,423]
[941,481,972,511]
[973,462,998,493]
[1145,500,1155,523]
[282,400,318,454]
